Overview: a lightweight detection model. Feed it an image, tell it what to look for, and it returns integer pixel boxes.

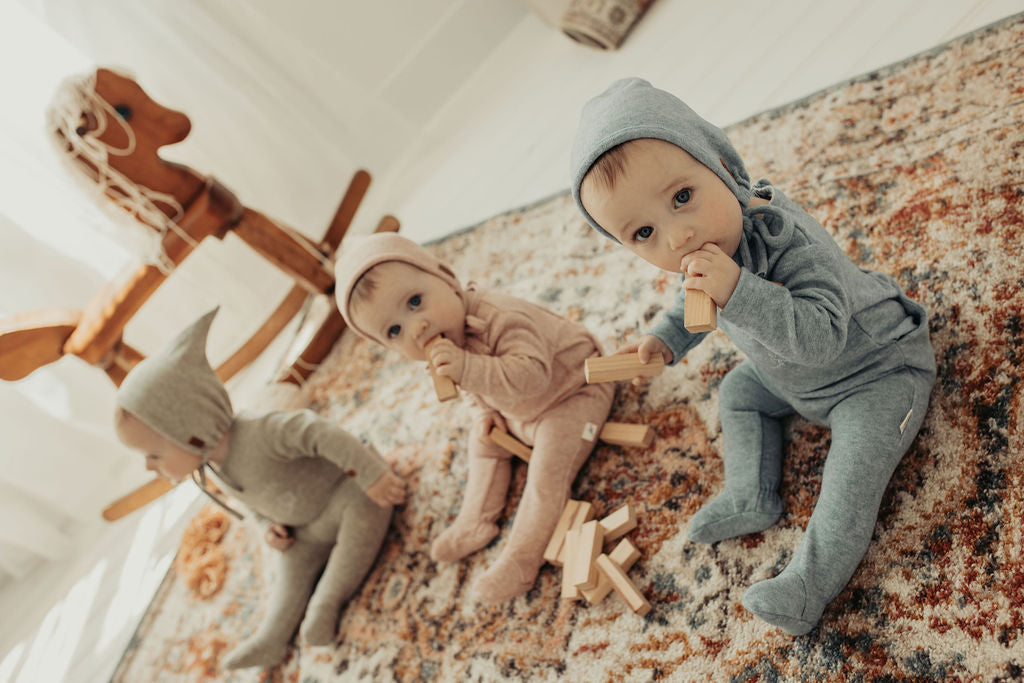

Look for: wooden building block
[683,289,716,333]
[424,335,459,401]
[584,353,665,384]
[561,526,582,600]
[599,422,655,449]
[557,501,594,564]
[582,538,641,604]
[488,426,532,463]
[570,520,605,591]
[544,499,582,565]
[595,553,651,616]
[598,503,637,541]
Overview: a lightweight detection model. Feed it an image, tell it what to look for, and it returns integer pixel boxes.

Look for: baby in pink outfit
[335,233,614,602]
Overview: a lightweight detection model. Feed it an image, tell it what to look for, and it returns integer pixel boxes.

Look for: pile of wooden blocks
[544,500,650,616]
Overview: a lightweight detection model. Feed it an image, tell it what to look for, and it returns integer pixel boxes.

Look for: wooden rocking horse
[0,67,398,520]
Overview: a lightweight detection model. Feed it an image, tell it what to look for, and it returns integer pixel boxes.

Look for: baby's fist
[427,337,466,384]
[366,470,407,508]
[265,523,294,551]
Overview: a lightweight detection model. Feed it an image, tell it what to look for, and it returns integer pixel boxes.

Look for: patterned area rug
[114,14,1024,682]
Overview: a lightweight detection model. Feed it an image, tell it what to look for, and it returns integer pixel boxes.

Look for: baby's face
[115,410,201,482]
[351,261,466,361]
[581,138,743,273]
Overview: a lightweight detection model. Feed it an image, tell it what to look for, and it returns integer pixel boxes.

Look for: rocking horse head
[47,67,206,265]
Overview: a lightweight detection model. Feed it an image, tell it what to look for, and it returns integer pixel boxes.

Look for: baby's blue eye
[409,294,421,310]
[673,189,691,207]
[387,324,401,339]
[634,225,654,242]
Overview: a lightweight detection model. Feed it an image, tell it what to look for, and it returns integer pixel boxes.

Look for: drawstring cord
[191,464,244,520]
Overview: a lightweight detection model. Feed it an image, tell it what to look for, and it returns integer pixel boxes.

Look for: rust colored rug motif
[114,14,1024,682]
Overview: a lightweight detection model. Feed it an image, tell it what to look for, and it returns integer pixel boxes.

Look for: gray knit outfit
[571,78,936,635]
[117,309,393,668]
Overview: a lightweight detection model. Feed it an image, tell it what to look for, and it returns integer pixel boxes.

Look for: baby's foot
[742,571,820,636]
[470,556,536,604]
[221,634,291,670]
[687,488,782,544]
[299,605,339,646]
[430,520,499,563]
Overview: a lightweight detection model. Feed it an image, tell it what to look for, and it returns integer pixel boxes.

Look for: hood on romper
[334,232,463,343]
[570,76,752,242]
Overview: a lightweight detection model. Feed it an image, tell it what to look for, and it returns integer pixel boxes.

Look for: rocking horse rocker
[0,67,398,519]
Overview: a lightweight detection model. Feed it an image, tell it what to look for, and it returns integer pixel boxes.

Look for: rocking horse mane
[47,68,206,270]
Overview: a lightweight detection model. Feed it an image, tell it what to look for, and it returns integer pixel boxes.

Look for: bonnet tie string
[735,203,796,278]
[192,463,244,520]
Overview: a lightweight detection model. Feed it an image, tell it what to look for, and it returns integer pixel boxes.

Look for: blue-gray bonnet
[569,77,752,242]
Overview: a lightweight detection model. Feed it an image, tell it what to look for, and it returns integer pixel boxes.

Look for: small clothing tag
[581,422,598,441]
[899,408,913,434]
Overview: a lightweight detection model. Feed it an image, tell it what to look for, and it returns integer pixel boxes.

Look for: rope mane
[46,71,192,271]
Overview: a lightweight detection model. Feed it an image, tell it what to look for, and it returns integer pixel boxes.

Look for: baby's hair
[349,267,381,311]
[350,260,459,311]
[586,142,632,193]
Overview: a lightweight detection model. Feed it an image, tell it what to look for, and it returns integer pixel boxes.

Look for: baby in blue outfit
[570,78,936,635]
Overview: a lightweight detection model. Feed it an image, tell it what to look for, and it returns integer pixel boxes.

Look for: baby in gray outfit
[570,78,936,635]
[114,309,406,668]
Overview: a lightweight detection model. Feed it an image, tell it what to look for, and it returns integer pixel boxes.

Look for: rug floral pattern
[114,14,1024,682]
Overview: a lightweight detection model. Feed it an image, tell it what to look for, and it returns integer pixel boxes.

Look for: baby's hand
[680,243,741,308]
[426,337,466,384]
[473,410,508,444]
[265,523,294,551]
[365,470,407,508]
[614,336,673,365]
[614,336,672,386]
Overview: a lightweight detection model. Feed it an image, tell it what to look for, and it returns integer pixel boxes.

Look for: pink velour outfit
[335,233,614,602]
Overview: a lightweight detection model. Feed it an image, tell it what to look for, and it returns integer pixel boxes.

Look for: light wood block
[560,527,582,600]
[544,499,582,565]
[595,553,651,616]
[582,538,641,604]
[102,477,177,521]
[556,501,594,564]
[598,503,637,541]
[424,335,459,401]
[571,520,604,591]
[487,426,532,463]
[599,422,655,449]
[683,289,716,332]
[584,353,665,384]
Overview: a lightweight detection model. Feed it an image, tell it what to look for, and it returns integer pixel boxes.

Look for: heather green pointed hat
[117,308,233,458]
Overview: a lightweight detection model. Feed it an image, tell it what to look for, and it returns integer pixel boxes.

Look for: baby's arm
[722,241,850,365]
[269,410,404,503]
[457,314,553,402]
[647,291,712,366]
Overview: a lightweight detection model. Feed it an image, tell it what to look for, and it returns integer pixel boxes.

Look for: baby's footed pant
[432,382,613,603]
[690,359,934,635]
[221,478,391,669]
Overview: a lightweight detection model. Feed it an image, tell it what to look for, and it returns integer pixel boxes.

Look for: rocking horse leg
[0,309,81,381]
[278,214,401,385]
[102,340,146,387]
[215,286,309,382]
[231,209,335,294]
[102,477,178,522]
